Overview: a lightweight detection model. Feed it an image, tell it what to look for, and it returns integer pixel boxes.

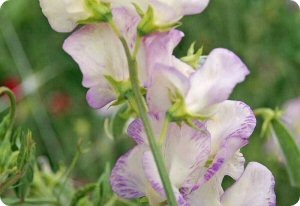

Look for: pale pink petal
[147,65,190,115]
[185,48,249,115]
[221,162,276,206]
[63,24,128,88]
[144,30,185,73]
[86,86,116,109]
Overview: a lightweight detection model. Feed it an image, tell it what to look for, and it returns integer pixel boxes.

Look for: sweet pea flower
[40,0,209,33]
[111,115,211,205]
[110,100,266,205]
[63,9,186,111]
[63,8,147,109]
[147,47,250,119]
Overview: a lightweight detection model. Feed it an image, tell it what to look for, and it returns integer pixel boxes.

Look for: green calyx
[136,6,181,36]
[181,42,203,69]
[254,107,283,138]
[105,75,146,114]
[167,93,211,126]
[78,0,112,24]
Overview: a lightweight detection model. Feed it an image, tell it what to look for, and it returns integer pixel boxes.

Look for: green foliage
[271,119,300,187]
[0,87,35,197]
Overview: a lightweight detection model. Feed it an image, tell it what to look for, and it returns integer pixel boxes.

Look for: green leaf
[271,119,300,187]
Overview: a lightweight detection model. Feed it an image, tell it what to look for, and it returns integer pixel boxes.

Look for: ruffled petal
[221,162,276,206]
[63,24,128,88]
[207,101,256,156]
[192,101,255,191]
[185,48,249,115]
[110,146,147,199]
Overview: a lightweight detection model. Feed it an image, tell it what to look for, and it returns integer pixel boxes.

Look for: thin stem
[109,21,178,205]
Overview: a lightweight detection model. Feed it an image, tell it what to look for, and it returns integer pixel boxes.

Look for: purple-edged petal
[185,48,249,115]
[164,122,210,188]
[86,86,116,109]
[147,65,190,115]
[127,115,164,145]
[221,162,276,206]
[63,24,128,88]
[207,101,256,156]
[110,146,147,199]
[192,101,255,191]
[142,151,190,206]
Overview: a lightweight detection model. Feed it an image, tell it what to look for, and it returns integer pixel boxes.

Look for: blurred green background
[0,0,299,205]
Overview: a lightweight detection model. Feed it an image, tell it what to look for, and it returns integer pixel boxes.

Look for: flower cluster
[40,0,276,205]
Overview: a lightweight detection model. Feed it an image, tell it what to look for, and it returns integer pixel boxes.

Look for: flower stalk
[109,21,178,205]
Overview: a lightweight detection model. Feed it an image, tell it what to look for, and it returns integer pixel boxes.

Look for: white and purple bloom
[63,9,188,111]
[40,0,210,33]
[62,8,146,110]
[105,0,210,26]
[109,100,274,205]
[147,47,250,118]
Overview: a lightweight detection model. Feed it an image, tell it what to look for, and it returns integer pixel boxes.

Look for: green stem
[109,21,178,206]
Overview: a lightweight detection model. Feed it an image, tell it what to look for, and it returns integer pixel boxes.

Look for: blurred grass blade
[271,119,300,187]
